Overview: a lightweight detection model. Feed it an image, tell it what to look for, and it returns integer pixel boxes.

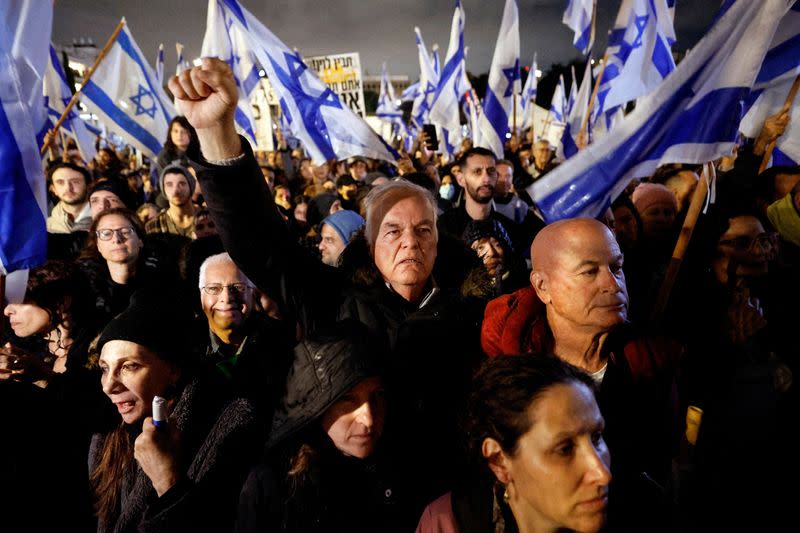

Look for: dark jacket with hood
[197,139,490,499]
[236,324,423,533]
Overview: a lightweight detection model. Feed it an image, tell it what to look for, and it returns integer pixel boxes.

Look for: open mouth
[115,400,135,414]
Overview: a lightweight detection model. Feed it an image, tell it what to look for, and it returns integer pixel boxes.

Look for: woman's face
[3,302,51,337]
[495,382,611,533]
[321,376,386,459]
[99,340,180,425]
[96,213,143,266]
[294,202,308,224]
[712,215,773,285]
[639,202,676,239]
[170,122,191,152]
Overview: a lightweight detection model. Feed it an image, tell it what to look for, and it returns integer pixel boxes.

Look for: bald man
[482,217,681,530]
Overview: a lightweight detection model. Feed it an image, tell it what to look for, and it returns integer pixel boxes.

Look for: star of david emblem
[423,81,437,97]
[129,85,157,118]
[631,15,649,48]
[502,59,520,97]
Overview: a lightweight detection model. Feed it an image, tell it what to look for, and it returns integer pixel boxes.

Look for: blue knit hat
[321,210,365,245]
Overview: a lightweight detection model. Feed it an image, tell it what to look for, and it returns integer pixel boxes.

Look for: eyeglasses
[96,227,135,241]
[718,232,777,252]
[201,283,251,296]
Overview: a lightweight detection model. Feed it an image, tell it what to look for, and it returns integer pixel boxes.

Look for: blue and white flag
[81,20,175,161]
[376,62,405,140]
[530,0,794,223]
[740,77,800,165]
[0,2,52,274]
[214,0,397,164]
[520,54,538,130]
[411,27,440,128]
[429,0,468,134]
[753,1,800,89]
[155,43,165,85]
[477,0,520,158]
[175,42,187,75]
[550,74,568,124]
[566,66,578,117]
[596,0,676,113]
[202,0,260,146]
[401,81,419,103]
[466,89,483,146]
[43,45,98,164]
[563,0,595,55]
[431,44,441,78]
[560,60,592,159]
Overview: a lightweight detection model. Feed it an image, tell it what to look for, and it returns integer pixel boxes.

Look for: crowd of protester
[1,58,798,532]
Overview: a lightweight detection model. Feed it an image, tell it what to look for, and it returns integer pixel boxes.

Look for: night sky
[52,0,719,79]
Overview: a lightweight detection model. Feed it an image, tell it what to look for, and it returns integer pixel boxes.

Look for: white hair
[198,252,254,288]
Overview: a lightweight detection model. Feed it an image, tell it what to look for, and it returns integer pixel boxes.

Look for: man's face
[457,154,497,205]
[163,172,191,207]
[319,223,346,266]
[639,201,676,238]
[471,236,505,276]
[712,215,773,285]
[495,163,513,197]
[312,162,330,182]
[200,260,253,336]
[89,190,125,218]
[350,161,368,181]
[533,223,628,335]
[51,167,88,205]
[533,142,551,169]
[321,376,386,459]
[612,206,638,250]
[372,196,437,299]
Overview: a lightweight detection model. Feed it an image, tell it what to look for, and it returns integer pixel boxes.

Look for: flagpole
[576,52,607,149]
[0,274,5,340]
[758,73,800,173]
[513,93,518,138]
[650,162,713,323]
[40,18,126,156]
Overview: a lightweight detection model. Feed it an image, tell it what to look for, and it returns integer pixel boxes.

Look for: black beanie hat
[96,287,195,365]
[89,178,137,210]
[462,218,514,253]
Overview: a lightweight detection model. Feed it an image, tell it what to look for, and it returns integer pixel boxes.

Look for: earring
[503,486,510,503]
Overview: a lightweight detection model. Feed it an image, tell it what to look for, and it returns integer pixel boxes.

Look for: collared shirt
[206,329,248,380]
[46,201,92,234]
[145,209,195,237]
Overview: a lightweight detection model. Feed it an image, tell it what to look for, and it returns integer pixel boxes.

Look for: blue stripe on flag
[483,90,509,143]
[116,29,171,124]
[575,24,592,54]
[0,103,46,271]
[82,80,163,156]
[652,37,674,78]
[537,85,744,221]
[755,32,800,85]
[222,0,249,28]
[242,64,261,95]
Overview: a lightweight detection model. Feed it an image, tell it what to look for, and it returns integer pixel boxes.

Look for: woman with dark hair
[90,288,259,532]
[235,321,420,533]
[417,355,611,533]
[158,116,200,173]
[79,207,176,317]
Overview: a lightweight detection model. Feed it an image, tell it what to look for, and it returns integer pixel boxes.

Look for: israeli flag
[214,0,397,164]
[597,0,676,113]
[429,0,468,134]
[176,43,187,75]
[550,74,568,124]
[43,45,97,163]
[560,60,593,159]
[401,81,419,103]
[432,44,441,79]
[466,89,483,146]
[563,0,595,55]
[81,20,175,161]
[411,27,439,128]
[753,1,800,89]
[0,2,52,274]
[566,66,578,117]
[477,0,520,158]
[376,62,405,139]
[740,77,800,165]
[530,0,794,223]
[202,0,260,146]
[519,54,538,130]
[155,43,165,85]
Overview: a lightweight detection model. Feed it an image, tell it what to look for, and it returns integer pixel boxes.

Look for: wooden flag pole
[650,162,714,323]
[513,93,518,138]
[758,73,800,174]
[576,52,608,150]
[40,18,126,156]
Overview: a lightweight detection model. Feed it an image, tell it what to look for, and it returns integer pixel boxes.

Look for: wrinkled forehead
[547,225,621,270]
[378,196,435,228]
[205,260,248,283]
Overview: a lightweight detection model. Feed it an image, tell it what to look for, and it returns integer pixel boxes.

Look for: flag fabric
[429,0,468,134]
[529,0,793,223]
[401,81,419,102]
[563,0,595,55]
[566,66,578,117]
[753,1,800,89]
[376,62,405,141]
[520,54,538,130]
[560,60,593,159]
[0,2,53,274]
[202,0,261,146]
[175,43,187,75]
[431,44,441,78]
[550,74,568,124]
[477,0,520,158]
[43,45,98,164]
[155,43,165,85]
[81,20,175,161]
[214,0,397,164]
[411,27,439,128]
[596,0,676,113]
[740,76,800,164]
[465,89,483,146]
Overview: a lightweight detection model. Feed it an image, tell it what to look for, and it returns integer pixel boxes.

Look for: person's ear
[530,270,550,303]
[482,437,512,485]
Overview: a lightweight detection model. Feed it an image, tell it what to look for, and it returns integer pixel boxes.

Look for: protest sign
[306,52,367,117]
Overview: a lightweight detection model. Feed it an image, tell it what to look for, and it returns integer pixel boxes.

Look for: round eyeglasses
[96,227,135,241]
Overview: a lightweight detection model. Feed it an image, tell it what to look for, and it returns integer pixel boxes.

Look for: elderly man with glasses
[198,252,293,420]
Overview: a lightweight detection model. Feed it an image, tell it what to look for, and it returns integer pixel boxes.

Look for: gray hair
[198,252,254,288]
